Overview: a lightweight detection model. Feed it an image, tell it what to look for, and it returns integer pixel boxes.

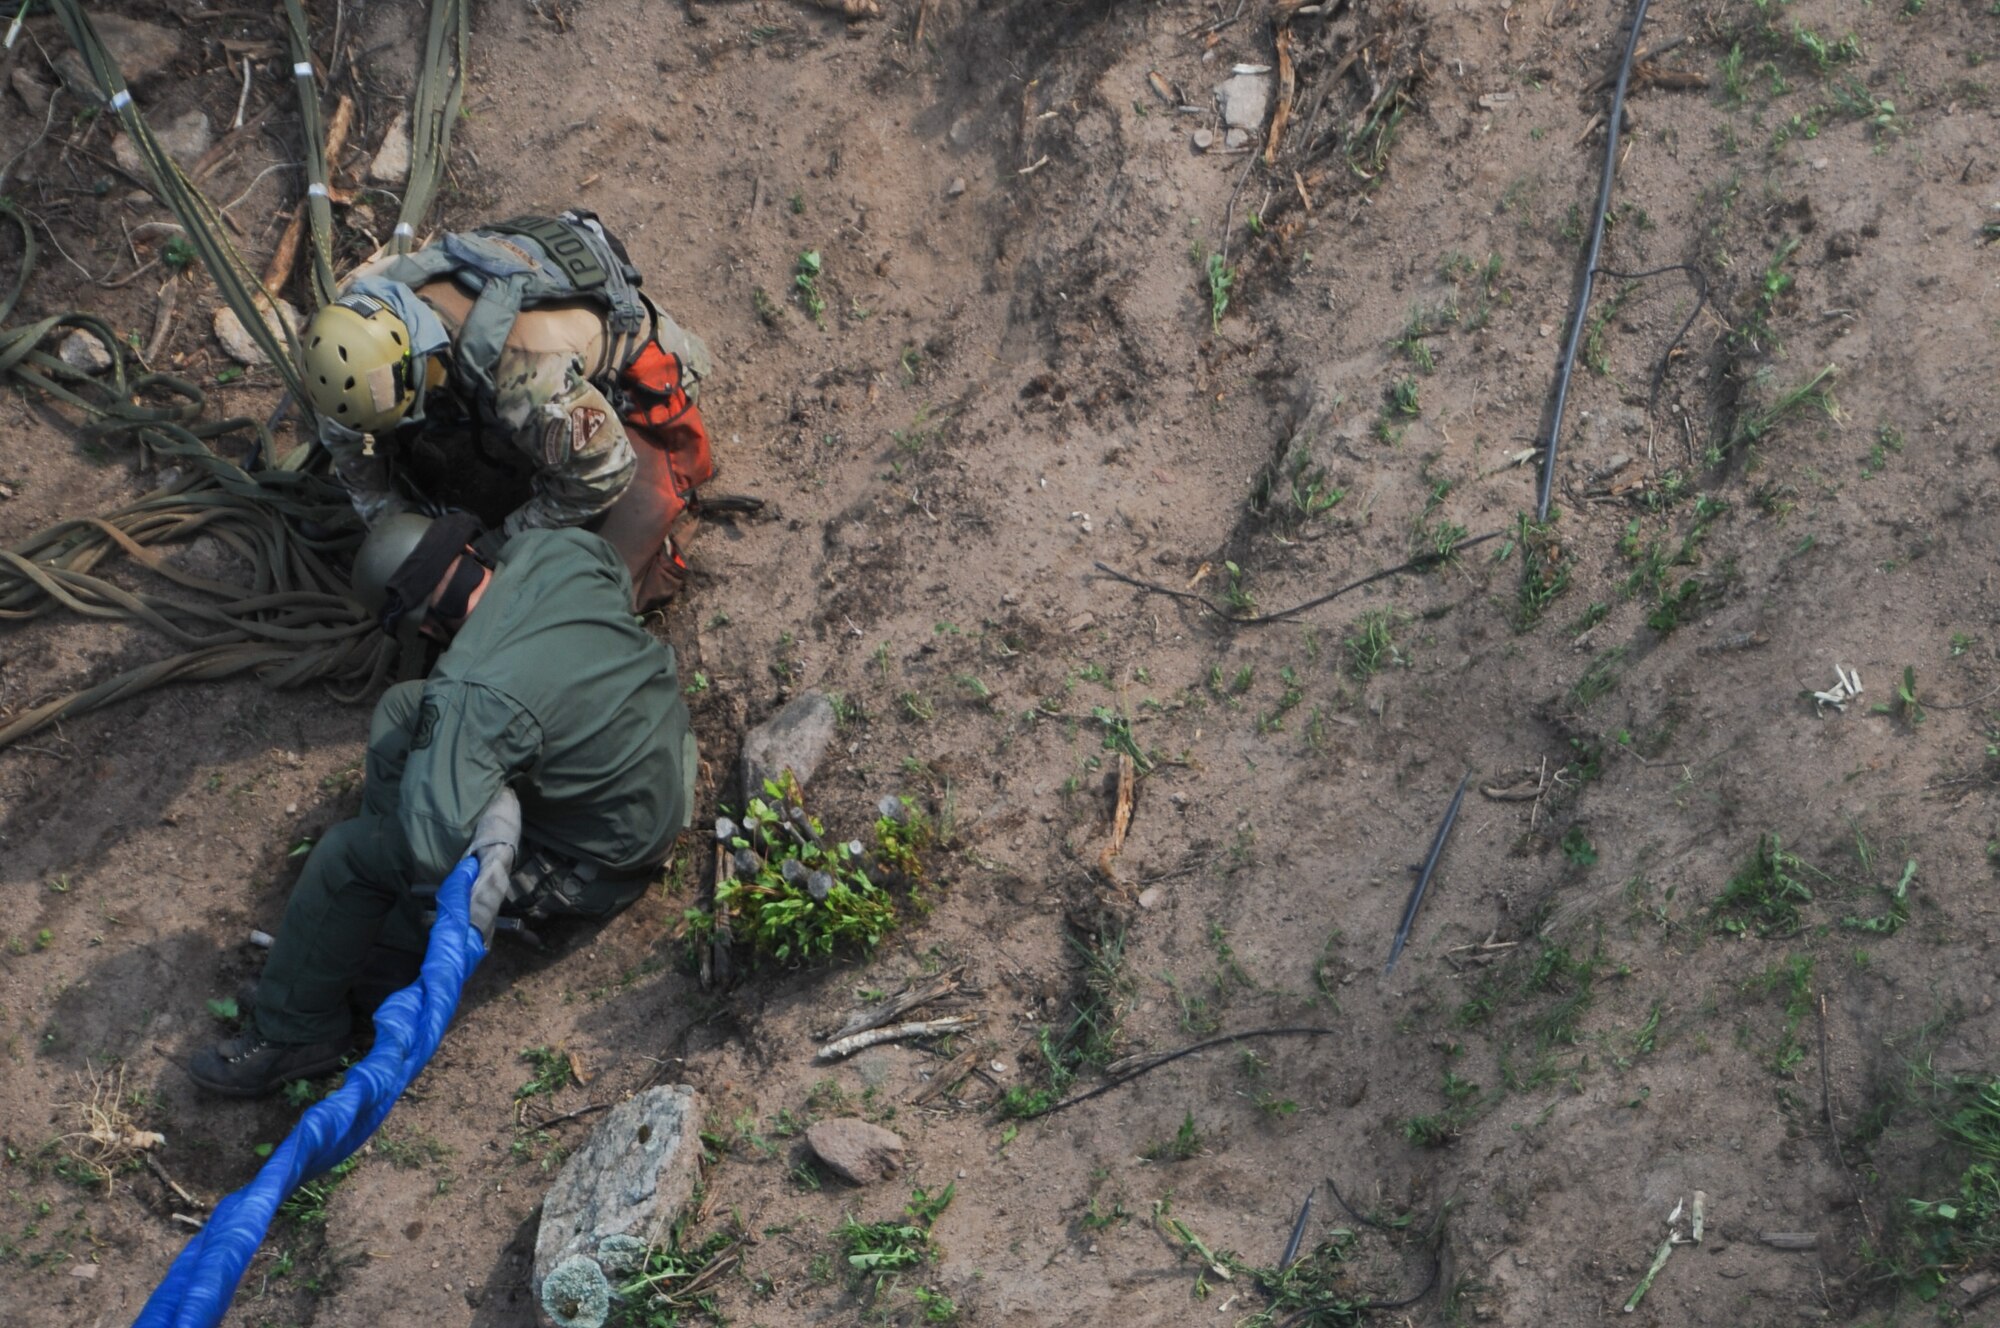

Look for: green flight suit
[254,528,695,1045]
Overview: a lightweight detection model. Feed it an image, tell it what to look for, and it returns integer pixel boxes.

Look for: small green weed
[1715,834,1817,936]
[794,250,826,324]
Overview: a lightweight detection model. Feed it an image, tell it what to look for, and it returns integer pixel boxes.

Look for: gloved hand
[466,787,522,946]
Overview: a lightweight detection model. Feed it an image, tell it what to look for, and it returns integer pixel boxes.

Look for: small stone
[534,1086,702,1328]
[68,1264,99,1281]
[59,330,114,373]
[11,67,52,116]
[1137,885,1164,909]
[213,297,301,367]
[1214,72,1271,130]
[946,176,966,197]
[113,109,212,175]
[1538,322,1556,338]
[740,692,837,804]
[368,111,411,184]
[805,1118,905,1185]
[1192,127,1215,151]
[1225,128,1250,149]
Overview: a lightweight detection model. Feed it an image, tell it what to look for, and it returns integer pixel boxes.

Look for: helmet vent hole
[336,404,348,415]
[345,376,356,390]
[337,345,348,362]
[391,330,404,346]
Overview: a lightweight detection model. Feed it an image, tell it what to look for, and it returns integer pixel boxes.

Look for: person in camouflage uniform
[299,210,715,609]
[189,513,695,1097]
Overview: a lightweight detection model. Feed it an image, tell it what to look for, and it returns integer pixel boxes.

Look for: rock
[739,692,837,803]
[1224,127,1250,149]
[1192,127,1214,151]
[533,1086,702,1328]
[1137,885,1164,909]
[11,67,52,116]
[213,298,301,367]
[113,109,212,176]
[1214,72,1271,130]
[945,176,966,198]
[59,330,114,373]
[804,1118,905,1185]
[54,14,183,99]
[368,111,411,184]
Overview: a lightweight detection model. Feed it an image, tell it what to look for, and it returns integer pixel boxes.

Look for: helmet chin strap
[429,554,486,627]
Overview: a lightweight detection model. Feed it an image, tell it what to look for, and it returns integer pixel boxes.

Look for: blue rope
[134,855,486,1328]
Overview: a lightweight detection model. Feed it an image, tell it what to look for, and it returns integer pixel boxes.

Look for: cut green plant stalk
[1623,1235,1676,1312]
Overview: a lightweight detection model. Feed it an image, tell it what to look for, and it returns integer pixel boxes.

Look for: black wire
[1536,0,1655,523]
[1092,530,1503,628]
[1264,1177,1446,1327]
[1592,262,1708,414]
[1019,1026,1335,1119]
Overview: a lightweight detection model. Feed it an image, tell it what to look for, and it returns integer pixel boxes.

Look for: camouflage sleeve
[491,348,636,537]
[318,418,411,526]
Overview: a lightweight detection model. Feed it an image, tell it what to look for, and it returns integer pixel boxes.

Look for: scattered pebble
[59,330,114,373]
[946,176,966,197]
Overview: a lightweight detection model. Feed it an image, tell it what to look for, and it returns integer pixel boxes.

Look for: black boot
[189,1034,347,1098]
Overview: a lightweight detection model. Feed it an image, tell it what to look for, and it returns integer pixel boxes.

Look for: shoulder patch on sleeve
[411,696,442,750]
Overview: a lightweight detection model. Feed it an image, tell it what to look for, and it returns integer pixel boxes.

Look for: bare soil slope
[4,0,2000,1325]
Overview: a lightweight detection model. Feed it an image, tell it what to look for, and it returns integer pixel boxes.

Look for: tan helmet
[301,295,417,433]
[351,512,434,622]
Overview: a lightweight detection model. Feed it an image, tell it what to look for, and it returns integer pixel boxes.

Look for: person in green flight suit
[190,512,696,1097]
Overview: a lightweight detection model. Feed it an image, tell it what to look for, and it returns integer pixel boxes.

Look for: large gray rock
[740,691,837,804]
[533,1085,702,1328]
[54,14,183,100]
[805,1117,905,1185]
[112,109,211,176]
[59,330,113,374]
[1215,73,1272,131]
[368,111,411,184]
[213,298,301,367]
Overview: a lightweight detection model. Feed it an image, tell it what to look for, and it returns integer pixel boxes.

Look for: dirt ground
[5,0,2000,1324]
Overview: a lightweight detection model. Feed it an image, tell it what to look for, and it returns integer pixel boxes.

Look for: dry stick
[1020,1026,1334,1119]
[263,93,353,297]
[910,1041,989,1105]
[815,1015,979,1063]
[1095,751,1136,881]
[913,0,933,46]
[1264,23,1295,167]
[523,1100,614,1131]
[1093,530,1502,629]
[828,966,963,1041]
[1817,992,1880,1245]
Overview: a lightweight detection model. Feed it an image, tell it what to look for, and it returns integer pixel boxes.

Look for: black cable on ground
[1593,262,1707,413]
[1018,1026,1335,1119]
[1093,529,1503,627]
[1383,772,1469,976]
[1535,0,1654,522]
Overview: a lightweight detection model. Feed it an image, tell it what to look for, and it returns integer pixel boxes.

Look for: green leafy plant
[711,775,901,963]
[794,250,826,324]
[835,1183,955,1287]
[1715,834,1817,936]
[1204,251,1235,330]
[516,1045,576,1100]
[1143,1110,1203,1162]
